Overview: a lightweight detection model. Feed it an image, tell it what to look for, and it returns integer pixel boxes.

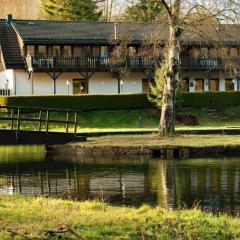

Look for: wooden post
[66,112,69,133]
[74,112,78,141]
[38,110,42,131]
[10,108,14,129]
[16,108,21,131]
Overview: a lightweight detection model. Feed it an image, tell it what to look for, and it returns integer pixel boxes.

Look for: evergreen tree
[41,0,102,21]
[124,0,162,22]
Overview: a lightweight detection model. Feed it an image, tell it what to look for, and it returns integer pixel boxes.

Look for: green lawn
[0,195,239,240]
[76,134,240,147]
[1,106,240,133]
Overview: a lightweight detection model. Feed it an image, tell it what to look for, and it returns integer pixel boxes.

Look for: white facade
[0,69,145,95]
[1,68,240,96]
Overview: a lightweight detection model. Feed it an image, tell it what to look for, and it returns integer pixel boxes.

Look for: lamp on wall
[66,80,70,95]
[120,79,124,93]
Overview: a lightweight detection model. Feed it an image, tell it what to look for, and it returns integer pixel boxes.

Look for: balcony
[181,57,224,70]
[27,56,229,72]
[29,56,159,72]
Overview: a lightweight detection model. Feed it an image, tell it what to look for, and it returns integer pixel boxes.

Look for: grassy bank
[1,106,240,133]
[76,134,240,147]
[0,195,239,240]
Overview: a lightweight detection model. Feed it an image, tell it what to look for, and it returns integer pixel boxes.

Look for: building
[0,15,240,96]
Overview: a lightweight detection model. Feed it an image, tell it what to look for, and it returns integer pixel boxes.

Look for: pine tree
[41,0,102,21]
[124,0,162,22]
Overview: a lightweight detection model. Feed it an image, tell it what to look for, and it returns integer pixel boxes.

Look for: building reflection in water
[0,146,240,215]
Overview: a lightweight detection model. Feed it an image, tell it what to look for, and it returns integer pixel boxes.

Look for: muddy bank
[46,144,240,159]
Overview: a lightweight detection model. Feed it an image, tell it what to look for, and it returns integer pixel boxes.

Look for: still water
[0,146,240,215]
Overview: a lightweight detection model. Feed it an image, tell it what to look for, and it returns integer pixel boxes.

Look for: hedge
[0,94,152,111]
[181,91,240,108]
[1,92,240,111]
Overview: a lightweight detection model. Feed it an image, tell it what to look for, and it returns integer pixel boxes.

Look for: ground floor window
[225,79,234,91]
[210,79,219,91]
[73,79,88,94]
[195,79,204,92]
[180,78,189,92]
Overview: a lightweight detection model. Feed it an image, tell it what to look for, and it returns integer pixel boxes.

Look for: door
[195,79,204,92]
[210,79,219,91]
[73,79,88,94]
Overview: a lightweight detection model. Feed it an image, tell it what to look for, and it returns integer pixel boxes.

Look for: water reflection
[0,146,240,214]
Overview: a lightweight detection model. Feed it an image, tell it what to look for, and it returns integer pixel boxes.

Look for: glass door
[73,79,88,94]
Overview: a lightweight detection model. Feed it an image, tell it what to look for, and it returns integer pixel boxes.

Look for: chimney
[114,22,118,40]
[6,14,13,26]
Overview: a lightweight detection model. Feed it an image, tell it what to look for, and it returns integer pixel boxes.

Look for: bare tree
[0,0,40,19]
[140,0,240,135]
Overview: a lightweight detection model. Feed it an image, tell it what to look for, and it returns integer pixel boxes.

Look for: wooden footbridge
[0,106,86,145]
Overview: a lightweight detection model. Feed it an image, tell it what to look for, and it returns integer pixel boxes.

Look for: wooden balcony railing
[30,56,160,71]
[181,57,224,69]
[27,56,228,71]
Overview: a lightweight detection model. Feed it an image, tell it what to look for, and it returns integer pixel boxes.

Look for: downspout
[13,70,16,95]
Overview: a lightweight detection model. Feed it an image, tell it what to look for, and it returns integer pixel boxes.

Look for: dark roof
[1,18,240,69]
[12,20,157,44]
[11,19,240,46]
[0,20,24,69]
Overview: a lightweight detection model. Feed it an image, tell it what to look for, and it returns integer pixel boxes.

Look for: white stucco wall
[0,71,6,89]
[122,72,143,94]
[0,69,15,95]
[88,72,143,94]
[219,79,225,91]
[13,70,144,95]
[89,73,118,94]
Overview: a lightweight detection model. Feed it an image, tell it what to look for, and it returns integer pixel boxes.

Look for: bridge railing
[0,106,78,139]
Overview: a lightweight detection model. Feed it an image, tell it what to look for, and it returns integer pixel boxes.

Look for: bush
[0,94,153,111]
[181,91,240,108]
[1,92,240,111]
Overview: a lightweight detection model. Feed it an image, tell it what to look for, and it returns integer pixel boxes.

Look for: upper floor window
[38,45,47,57]
[81,46,91,57]
[52,46,61,56]
[64,46,72,57]
[26,45,35,56]
[100,46,108,58]
[129,46,137,57]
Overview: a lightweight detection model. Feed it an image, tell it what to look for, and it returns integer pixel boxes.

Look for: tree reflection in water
[0,146,240,215]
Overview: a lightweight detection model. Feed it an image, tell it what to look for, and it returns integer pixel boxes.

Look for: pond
[0,146,240,215]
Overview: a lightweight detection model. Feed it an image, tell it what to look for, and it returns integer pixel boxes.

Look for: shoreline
[46,144,240,159]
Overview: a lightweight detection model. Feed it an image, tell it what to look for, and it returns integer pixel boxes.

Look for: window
[52,46,61,56]
[64,46,72,57]
[38,45,47,57]
[210,79,219,91]
[129,46,137,57]
[26,45,35,56]
[225,79,234,91]
[100,46,108,58]
[73,79,88,94]
[81,46,91,57]
[195,79,204,92]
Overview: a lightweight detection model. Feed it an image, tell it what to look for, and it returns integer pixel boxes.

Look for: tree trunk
[159,3,180,136]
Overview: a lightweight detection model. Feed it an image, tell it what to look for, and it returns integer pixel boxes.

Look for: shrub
[181,92,240,108]
[0,94,153,111]
[1,92,240,111]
